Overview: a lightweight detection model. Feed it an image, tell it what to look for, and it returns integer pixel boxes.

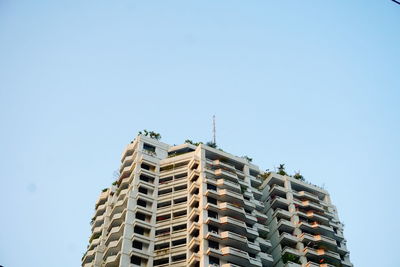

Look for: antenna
[212,115,216,145]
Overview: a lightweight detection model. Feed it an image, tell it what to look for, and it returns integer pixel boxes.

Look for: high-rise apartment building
[82,135,352,267]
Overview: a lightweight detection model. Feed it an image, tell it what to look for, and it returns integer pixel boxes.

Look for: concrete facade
[82,135,352,267]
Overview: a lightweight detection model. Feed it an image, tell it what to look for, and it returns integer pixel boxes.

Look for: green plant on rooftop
[206,141,217,148]
[277,164,287,176]
[185,139,203,146]
[242,155,253,162]
[293,171,305,181]
[259,169,271,180]
[112,181,117,186]
[137,129,161,140]
[101,188,107,192]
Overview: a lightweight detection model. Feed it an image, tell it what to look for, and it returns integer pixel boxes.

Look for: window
[208,240,219,249]
[156,214,171,222]
[207,184,217,191]
[136,212,147,221]
[159,176,172,184]
[208,210,218,219]
[174,197,187,205]
[138,186,148,195]
[141,162,155,172]
[158,188,172,196]
[154,258,169,266]
[207,197,217,205]
[154,242,169,250]
[157,201,171,208]
[172,238,186,246]
[156,228,170,236]
[173,210,186,218]
[208,225,218,234]
[173,224,186,232]
[143,143,156,152]
[172,254,186,262]
[140,174,154,184]
[174,184,187,191]
[175,173,186,180]
[133,240,143,250]
[137,199,147,207]
[131,256,142,265]
[209,256,220,265]
[134,226,145,235]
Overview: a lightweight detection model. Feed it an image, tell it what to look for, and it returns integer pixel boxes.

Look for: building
[82,135,352,267]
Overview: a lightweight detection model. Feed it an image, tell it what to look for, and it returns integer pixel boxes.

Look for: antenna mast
[212,115,216,145]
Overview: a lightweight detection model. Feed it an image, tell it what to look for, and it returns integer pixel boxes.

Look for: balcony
[277,219,295,233]
[295,200,324,213]
[270,196,290,210]
[189,194,200,207]
[104,251,121,267]
[213,159,237,172]
[189,169,200,182]
[273,208,291,220]
[207,231,244,249]
[214,168,238,183]
[259,251,274,266]
[299,233,337,248]
[293,190,319,202]
[254,200,264,211]
[244,199,256,211]
[298,221,334,237]
[279,232,298,246]
[254,210,268,224]
[94,203,106,217]
[206,202,245,218]
[105,223,125,246]
[281,247,302,258]
[189,181,200,194]
[257,237,272,250]
[303,247,341,262]
[188,252,200,266]
[246,227,259,238]
[217,178,241,193]
[206,189,244,204]
[108,209,127,232]
[206,216,247,234]
[104,236,123,259]
[270,184,287,196]
[250,175,262,188]
[82,247,96,264]
[254,223,269,235]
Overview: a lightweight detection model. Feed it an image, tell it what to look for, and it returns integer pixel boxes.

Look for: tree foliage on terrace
[137,129,161,140]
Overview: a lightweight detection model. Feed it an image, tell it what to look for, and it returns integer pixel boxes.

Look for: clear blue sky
[0,1,399,266]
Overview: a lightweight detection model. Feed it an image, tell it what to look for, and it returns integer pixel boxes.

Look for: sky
[0,1,399,266]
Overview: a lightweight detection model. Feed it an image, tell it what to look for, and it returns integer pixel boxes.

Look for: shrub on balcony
[282,253,300,264]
